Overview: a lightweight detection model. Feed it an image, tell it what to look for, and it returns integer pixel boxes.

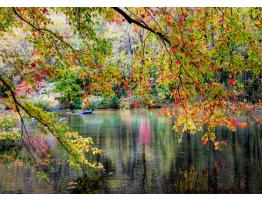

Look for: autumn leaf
[31,61,37,68]
[230,118,237,128]
[174,100,181,105]
[229,78,237,86]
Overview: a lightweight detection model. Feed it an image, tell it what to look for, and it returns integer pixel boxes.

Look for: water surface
[0,109,261,193]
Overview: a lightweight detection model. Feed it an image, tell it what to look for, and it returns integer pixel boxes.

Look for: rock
[58,117,67,123]
[79,109,93,115]
[67,181,77,190]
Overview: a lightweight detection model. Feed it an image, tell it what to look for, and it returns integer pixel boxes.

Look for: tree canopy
[0,7,261,172]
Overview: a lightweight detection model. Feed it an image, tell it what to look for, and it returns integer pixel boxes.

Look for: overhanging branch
[112,7,170,45]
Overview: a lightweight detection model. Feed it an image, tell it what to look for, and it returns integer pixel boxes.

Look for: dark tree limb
[0,76,77,164]
[112,7,170,45]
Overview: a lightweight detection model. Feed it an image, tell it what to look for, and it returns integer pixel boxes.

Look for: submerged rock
[67,175,104,193]
[67,181,78,190]
[79,110,93,115]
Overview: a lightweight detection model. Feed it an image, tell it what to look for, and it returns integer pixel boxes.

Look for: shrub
[0,104,5,111]
[0,130,21,141]
[0,113,19,130]
[110,96,120,109]
[31,94,60,111]
[72,97,82,110]
[0,113,20,142]
[85,96,103,109]
[98,98,111,109]
[119,97,132,109]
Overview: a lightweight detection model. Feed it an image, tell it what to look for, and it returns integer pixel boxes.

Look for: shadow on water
[0,109,261,193]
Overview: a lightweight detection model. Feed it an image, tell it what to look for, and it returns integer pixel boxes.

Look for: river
[0,109,261,193]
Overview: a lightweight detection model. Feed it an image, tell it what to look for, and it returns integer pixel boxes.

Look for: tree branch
[0,76,75,162]
[12,8,84,68]
[112,7,170,45]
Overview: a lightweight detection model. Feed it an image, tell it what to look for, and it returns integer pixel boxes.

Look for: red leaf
[218,18,225,24]
[174,100,181,105]
[238,122,247,128]
[201,139,207,145]
[31,62,36,68]
[167,16,172,26]
[222,140,228,146]
[32,51,38,57]
[42,8,48,14]
[200,87,205,96]
[194,80,199,85]
[230,118,237,127]
[229,78,237,86]
[15,81,32,96]
[170,47,176,53]
[175,60,182,66]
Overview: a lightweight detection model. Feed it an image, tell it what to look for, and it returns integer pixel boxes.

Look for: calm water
[0,109,261,193]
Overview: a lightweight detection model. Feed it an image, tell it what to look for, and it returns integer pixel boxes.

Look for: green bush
[31,95,60,110]
[98,98,111,109]
[72,97,82,110]
[54,68,83,109]
[119,97,132,109]
[0,130,21,141]
[87,96,103,109]
[110,96,120,109]
[0,113,20,142]
[0,104,5,111]
[0,113,18,130]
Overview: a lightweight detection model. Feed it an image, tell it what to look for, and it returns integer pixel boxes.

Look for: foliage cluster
[0,7,261,173]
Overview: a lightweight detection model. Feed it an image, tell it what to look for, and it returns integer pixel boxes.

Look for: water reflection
[0,109,261,193]
[139,118,152,145]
